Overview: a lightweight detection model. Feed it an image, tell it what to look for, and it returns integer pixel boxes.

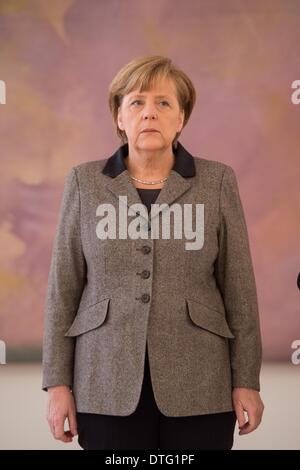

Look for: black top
[136,188,161,214]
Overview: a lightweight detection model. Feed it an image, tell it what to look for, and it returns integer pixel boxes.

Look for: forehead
[126,77,177,99]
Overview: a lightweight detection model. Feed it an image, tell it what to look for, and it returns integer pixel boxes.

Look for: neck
[124,144,175,181]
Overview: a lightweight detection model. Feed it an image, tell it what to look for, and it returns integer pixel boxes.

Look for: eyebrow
[130,94,171,99]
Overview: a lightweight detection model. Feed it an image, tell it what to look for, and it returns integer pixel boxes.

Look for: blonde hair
[108,55,196,145]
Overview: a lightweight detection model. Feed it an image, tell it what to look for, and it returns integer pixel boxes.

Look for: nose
[143,112,157,120]
[142,102,157,120]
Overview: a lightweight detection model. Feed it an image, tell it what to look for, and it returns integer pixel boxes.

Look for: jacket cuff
[42,364,73,392]
[231,377,261,392]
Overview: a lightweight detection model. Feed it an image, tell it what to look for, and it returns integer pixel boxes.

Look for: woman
[42,55,264,450]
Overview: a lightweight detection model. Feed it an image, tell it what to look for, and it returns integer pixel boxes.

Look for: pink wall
[0,0,299,361]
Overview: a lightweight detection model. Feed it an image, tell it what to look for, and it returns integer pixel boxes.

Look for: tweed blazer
[42,140,263,417]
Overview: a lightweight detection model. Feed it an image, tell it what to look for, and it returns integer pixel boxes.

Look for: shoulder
[72,158,108,175]
[193,155,236,180]
[61,158,111,194]
[66,158,111,187]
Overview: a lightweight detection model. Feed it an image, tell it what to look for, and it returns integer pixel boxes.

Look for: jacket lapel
[105,169,193,228]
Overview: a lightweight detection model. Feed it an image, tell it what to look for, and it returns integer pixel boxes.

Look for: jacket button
[142,246,151,254]
[141,293,150,303]
[141,270,150,279]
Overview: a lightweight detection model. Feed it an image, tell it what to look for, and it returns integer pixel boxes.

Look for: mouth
[141,130,159,133]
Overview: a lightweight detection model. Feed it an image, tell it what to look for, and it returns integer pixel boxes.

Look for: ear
[177,109,185,132]
[117,107,124,131]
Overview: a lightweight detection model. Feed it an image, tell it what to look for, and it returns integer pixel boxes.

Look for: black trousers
[76,345,237,450]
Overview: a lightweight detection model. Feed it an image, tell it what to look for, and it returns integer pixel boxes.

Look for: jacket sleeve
[42,167,87,391]
[214,165,263,391]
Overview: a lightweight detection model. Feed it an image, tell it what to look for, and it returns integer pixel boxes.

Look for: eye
[131,100,142,106]
[131,99,169,106]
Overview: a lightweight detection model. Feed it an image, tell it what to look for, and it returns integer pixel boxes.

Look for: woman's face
[117,76,184,153]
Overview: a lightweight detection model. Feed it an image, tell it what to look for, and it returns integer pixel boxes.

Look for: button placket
[136,270,151,279]
[135,242,152,304]
[135,293,150,303]
[136,245,151,254]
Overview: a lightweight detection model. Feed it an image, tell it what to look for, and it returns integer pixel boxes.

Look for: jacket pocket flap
[186,298,235,339]
[64,298,110,337]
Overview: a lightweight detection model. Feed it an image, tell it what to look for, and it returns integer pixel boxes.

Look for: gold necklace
[129,174,168,185]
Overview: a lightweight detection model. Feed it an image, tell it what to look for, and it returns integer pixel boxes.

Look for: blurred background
[0,0,299,449]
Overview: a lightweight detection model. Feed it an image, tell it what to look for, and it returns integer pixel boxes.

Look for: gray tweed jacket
[42,141,262,417]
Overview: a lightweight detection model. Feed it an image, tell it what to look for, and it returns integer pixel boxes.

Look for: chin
[136,140,164,150]
[141,144,164,152]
